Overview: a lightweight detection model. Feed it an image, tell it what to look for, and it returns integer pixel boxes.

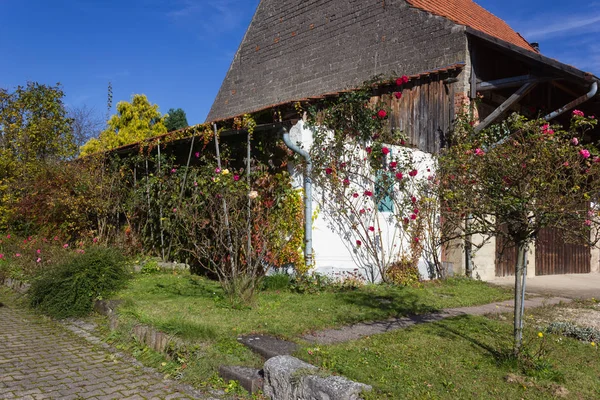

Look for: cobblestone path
[0,303,208,399]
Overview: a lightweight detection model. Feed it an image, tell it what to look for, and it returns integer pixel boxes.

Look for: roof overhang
[466,27,599,86]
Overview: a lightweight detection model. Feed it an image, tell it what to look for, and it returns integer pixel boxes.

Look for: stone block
[263,355,371,400]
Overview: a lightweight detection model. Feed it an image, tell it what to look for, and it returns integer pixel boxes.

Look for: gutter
[544,81,598,121]
[281,122,314,270]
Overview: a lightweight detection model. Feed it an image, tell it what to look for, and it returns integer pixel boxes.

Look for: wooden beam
[466,28,596,83]
[477,75,553,91]
[470,45,477,99]
[550,80,581,98]
[474,82,538,133]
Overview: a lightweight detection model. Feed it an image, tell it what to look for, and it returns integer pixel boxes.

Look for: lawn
[104,272,515,392]
[299,314,600,399]
[113,273,514,341]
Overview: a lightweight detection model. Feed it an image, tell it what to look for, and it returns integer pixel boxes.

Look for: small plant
[140,259,161,274]
[385,258,421,287]
[29,246,129,318]
[291,272,334,294]
[546,321,600,343]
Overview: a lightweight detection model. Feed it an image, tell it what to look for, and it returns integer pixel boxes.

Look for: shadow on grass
[431,316,514,364]
[149,276,222,298]
[336,288,439,318]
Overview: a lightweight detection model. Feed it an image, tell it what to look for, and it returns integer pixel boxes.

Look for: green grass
[114,273,513,341]
[106,273,513,394]
[298,315,600,399]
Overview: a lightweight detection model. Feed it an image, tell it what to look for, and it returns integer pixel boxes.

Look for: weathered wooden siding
[384,75,456,154]
[535,228,590,275]
[495,234,518,277]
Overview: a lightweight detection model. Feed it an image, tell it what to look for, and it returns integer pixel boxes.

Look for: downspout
[544,81,598,121]
[281,123,314,270]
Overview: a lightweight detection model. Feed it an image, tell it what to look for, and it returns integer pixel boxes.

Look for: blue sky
[0,0,598,126]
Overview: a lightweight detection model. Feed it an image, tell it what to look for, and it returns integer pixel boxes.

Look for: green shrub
[262,273,291,291]
[29,247,129,318]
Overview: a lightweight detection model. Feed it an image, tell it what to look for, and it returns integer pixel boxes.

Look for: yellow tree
[80,94,167,156]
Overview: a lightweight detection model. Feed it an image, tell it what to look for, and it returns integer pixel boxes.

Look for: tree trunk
[513,242,528,355]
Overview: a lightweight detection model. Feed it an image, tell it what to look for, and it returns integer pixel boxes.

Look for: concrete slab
[237,335,299,360]
[490,273,600,299]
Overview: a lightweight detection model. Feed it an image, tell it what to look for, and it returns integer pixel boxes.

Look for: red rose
[356,240,362,246]
[368,226,375,232]
[364,190,373,197]
[366,147,372,154]
[325,168,333,175]
[382,147,390,155]
[394,92,402,100]
[409,170,418,177]
[395,172,403,180]
[352,193,359,198]
[411,196,417,203]
[402,75,409,84]
[377,109,387,119]
[343,178,350,186]
[389,161,397,169]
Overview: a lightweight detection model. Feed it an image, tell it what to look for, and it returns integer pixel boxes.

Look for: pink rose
[475,148,485,156]
[36,249,41,254]
[215,167,221,174]
[63,244,69,249]
[585,219,592,226]
[571,138,579,146]
[573,110,584,117]
[36,258,41,263]
[194,152,200,158]
[171,168,177,174]
[234,175,240,181]
[580,149,591,159]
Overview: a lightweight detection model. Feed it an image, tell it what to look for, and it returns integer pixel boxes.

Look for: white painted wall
[287,121,438,282]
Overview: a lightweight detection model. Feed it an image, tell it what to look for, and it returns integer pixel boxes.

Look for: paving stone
[0,302,212,399]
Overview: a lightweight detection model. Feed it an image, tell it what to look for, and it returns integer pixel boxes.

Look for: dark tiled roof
[207,0,468,122]
[405,0,537,52]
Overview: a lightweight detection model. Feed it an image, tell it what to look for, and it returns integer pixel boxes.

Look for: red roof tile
[405,0,537,52]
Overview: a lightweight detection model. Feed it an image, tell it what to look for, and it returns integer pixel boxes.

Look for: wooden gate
[495,235,518,277]
[535,228,590,275]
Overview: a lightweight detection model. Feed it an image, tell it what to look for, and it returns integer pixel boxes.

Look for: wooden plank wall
[383,75,455,154]
[495,234,518,277]
[535,228,591,275]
